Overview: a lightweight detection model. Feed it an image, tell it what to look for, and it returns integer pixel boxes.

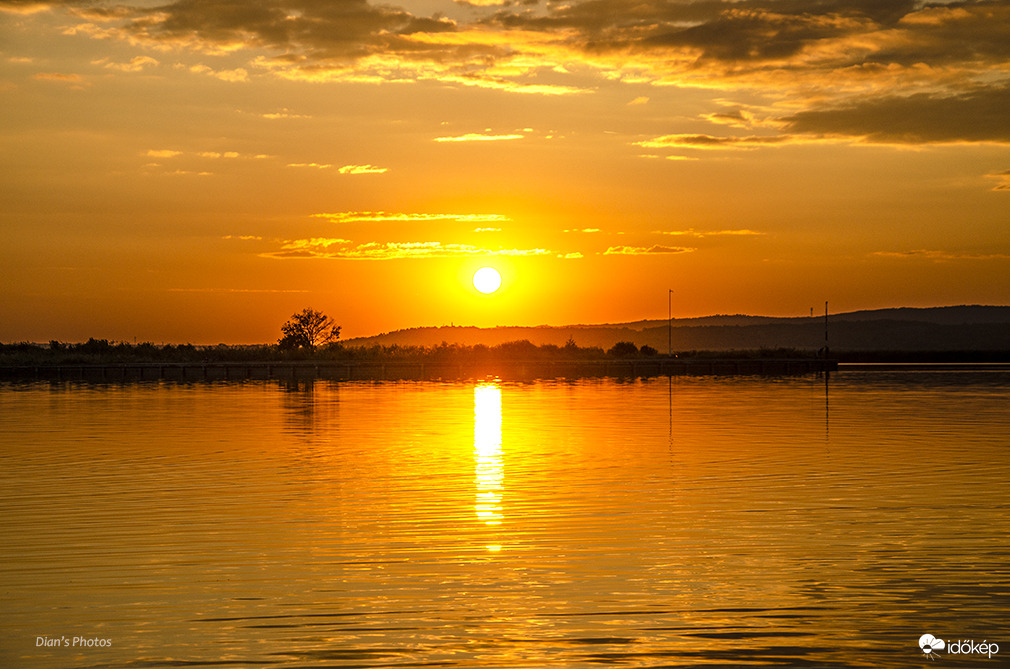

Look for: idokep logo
[918,634,1000,661]
[919,634,945,660]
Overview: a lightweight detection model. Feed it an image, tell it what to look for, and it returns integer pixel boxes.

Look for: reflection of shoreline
[3,358,839,383]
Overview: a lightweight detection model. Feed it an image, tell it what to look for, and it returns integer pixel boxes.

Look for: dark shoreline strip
[0,359,837,382]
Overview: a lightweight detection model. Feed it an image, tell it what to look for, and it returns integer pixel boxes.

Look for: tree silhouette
[607,341,639,357]
[278,308,341,350]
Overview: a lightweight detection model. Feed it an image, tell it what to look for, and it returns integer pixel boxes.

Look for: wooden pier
[1,358,837,382]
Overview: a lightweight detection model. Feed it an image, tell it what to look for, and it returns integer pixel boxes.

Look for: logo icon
[920,634,945,660]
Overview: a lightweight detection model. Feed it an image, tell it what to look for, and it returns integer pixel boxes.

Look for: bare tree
[278,308,341,350]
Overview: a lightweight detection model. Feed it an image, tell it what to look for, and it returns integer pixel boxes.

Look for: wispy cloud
[872,250,1010,261]
[337,164,388,175]
[146,149,183,158]
[200,151,268,159]
[261,238,550,260]
[287,162,332,169]
[434,133,525,143]
[147,149,267,160]
[312,212,510,224]
[565,228,601,233]
[654,229,764,238]
[986,169,1010,191]
[93,56,159,72]
[168,287,310,293]
[261,109,309,120]
[603,245,696,256]
[0,3,52,15]
[33,72,84,84]
[701,108,763,129]
[187,64,248,82]
[636,134,796,151]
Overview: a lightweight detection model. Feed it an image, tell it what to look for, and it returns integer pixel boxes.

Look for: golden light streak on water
[474,383,504,529]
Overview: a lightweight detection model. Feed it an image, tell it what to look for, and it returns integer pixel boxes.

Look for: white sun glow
[473,266,502,294]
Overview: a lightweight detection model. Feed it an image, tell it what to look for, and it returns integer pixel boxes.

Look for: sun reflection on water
[474,383,503,530]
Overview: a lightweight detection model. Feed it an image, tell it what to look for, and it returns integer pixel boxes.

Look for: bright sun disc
[473,266,502,294]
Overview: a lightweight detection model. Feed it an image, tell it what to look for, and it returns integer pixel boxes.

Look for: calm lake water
[2,370,1008,668]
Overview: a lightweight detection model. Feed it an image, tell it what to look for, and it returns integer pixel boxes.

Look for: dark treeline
[0,338,823,366]
[834,350,1010,363]
[5,339,1006,366]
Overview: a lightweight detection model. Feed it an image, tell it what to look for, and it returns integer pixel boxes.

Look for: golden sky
[2,0,1008,342]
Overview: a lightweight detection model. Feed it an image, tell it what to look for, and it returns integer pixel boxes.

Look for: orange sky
[2,0,1008,342]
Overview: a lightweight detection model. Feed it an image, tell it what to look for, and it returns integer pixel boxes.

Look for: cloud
[261,109,310,119]
[201,151,262,159]
[261,238,550,259]
[701,107,764,129]
[147,149,266,160]
[783,85,1010,145]
[312,212,510,224]
[287,162,332,169]
[655,228,764,237]
[456,0,508,7]
[0,2,52,15]
[559,252,584,259]
[337,164,388,174]
[94,55,159,72]
[168,287,310,293]
[32,72,83,83]
[641,85,1010,149]
[434,132,525,142]
[564,228,600,233]
[18,0,1010,128]
[872,249,1010,261]
[275,237,353,251]
[636,133,795,150]
[603,245,696,255]
[474,227,501,232]
[146,149,183,158]
[986,169,1010,191]
[188,64,248,82]
[424,73,584,96]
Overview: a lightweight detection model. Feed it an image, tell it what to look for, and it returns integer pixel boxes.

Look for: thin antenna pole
[824,300,829,358]
[668,289,673,356]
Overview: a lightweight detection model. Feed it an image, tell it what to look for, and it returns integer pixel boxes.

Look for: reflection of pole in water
[824,370,830,444]
[668,374,673,453]
[474,384,503,528]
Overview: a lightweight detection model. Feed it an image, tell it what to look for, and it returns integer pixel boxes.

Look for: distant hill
[344,306,1010,352]
[596,305,1010,330]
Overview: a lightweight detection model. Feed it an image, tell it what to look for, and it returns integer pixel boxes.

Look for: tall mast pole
[668,289,673,356]
[824,301,829,358]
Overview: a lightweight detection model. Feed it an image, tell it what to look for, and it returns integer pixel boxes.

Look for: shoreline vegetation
[2,338,817,366]
[0,340,842,381]
[3,306,1008,375]
[1,339,1007,368]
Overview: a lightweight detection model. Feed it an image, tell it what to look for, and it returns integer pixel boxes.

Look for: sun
[473,266,502,294]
